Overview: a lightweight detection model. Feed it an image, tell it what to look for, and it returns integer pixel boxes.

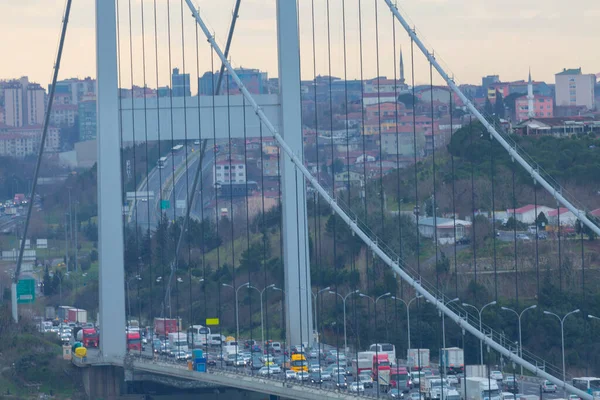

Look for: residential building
[50,103,77,127]
[515,117,600,137]
[256,154,280,177]
[3,81,23,127]
[334,171,363,187]
[50,77,95,105]
[26,83,46,125]
[172,68,191,97]
[213,159,247,185]
[482,75,500,92]
[555,68,596,110]
[364,77,407,95]
[515,95,553,122]
[418,217,472,245]
[0,124,60,157]
[506,204,553,224]
[157,86,171,98]
[78,96,97,141]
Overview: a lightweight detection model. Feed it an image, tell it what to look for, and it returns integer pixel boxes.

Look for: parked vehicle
[465,377,501,400]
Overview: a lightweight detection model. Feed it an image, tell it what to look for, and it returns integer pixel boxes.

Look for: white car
[296,371,310,381]
[541,380,557,393]
[490,370,504,381]
[446,375,459,385]
[348,382,365,393]
[233,358,247,367]
[285,370,297,380]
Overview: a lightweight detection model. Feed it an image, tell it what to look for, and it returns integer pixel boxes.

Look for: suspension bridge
[10,0,600,398]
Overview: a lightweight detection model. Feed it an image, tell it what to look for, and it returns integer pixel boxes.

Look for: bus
[187,325,211,348]
[572,377,600,395]
[157,156,168,169]
[370,343,397,366]
[172,144,184,153]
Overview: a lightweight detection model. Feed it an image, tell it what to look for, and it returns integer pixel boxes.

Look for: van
[527,226,537,234]
[271,342,282,353]
[208,334,224,346]
[502,392,516,400]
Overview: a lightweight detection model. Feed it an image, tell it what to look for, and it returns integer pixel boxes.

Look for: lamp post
[126,275,141,320]
[327,290,359,353]
[246,284,275,346]
[462,301,497,365]
[501,304,537,375]
[390,294,422,349]
[544,309,580,383]
[222,282,250,341]
[310,286,330,342]
[360,292,391,399]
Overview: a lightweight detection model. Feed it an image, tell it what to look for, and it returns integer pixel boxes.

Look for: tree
[436,251,450,275]
[575,220,596,241]
[397,93,418,108]
[484,97,493,116]
[332,158,345,174]
[536,212,548,229]
[43,266,53,296]
[494,90,505,118]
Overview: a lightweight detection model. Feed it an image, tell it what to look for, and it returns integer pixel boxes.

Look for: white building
[213,160,246,185]
[555,68,596,110]
[418,217,472,245]
[0,124,60,157]
[26,84,46,125]
[506,204,554,224]
[547,207,581,227]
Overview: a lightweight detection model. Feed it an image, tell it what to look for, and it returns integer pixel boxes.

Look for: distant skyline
[0,0,598,90]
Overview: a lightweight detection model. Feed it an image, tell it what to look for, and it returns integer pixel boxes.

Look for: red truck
[154,318,179,337]
[390,366,411,391]
[373,353,391,392]
[76,328,99,348]
[126,331,142,351]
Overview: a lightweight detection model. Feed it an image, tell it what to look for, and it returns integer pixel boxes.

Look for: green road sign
[17,278,35,304]
[160,200,170,210]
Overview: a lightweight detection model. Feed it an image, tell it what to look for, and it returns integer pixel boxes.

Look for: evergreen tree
[484,97,494,116]
[494,90,505,118]
[43,265,53,296]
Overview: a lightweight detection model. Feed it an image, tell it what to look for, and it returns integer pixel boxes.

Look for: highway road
[133,142,214,229]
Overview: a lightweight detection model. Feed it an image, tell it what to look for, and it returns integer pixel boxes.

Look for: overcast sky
[1,0,597,90]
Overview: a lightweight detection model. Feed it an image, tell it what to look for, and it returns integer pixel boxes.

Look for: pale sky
[1,0,598,90]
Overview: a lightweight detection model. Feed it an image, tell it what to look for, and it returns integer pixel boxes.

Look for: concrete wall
[82,366,124,400]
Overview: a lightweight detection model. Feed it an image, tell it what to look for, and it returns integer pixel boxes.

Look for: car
[348,382,365,393]
[297,371,310,381]
[409,391,421,400]
[389,388,404,398]
[193,140,200,145]
[516,233,530,241]
[258,365,282,375]
[309,363,321,373]
[503,376,518,392]
[490,370,504,381]
[309,371,323,384]
[446,375,459,386]
[541,380,557,393]
[502,392,516,400]
[568,395,581,400]
[285,370,297,380]
[335,374,348,389]
[173,350,190,361]
[320,370,333,381]
[359,373,374,388]
[537,232,548,240]
[233,358,247,367]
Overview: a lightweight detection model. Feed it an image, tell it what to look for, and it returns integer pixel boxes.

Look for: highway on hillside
[133,142,214,230]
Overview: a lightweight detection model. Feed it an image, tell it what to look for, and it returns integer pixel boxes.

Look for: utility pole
[64,213,69,273]
[74,201,78,273]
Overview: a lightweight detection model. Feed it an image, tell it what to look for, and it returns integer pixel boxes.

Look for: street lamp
[327,290,359,352]
[360,292,391,398]
[246,284,275,346]
[222,282,250,341]
[501,305,537,375]
[311,286,330,342]
[462,300,497,365]
[126,275,142,320]
[543,309,580,383]
[390,294,422,349]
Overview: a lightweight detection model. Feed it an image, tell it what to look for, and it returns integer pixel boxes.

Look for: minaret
[527,68,535,118]
[399,48,406,86]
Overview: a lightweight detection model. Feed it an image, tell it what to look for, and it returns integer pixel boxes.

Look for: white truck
[352,351,376,376]
[465,377,501,400]
[441,347,464,374]
[168,332,189,355]
[466,365,489,378]
[407,348,430,370]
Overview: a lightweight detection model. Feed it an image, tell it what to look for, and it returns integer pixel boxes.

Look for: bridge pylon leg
[276,0,314,348]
